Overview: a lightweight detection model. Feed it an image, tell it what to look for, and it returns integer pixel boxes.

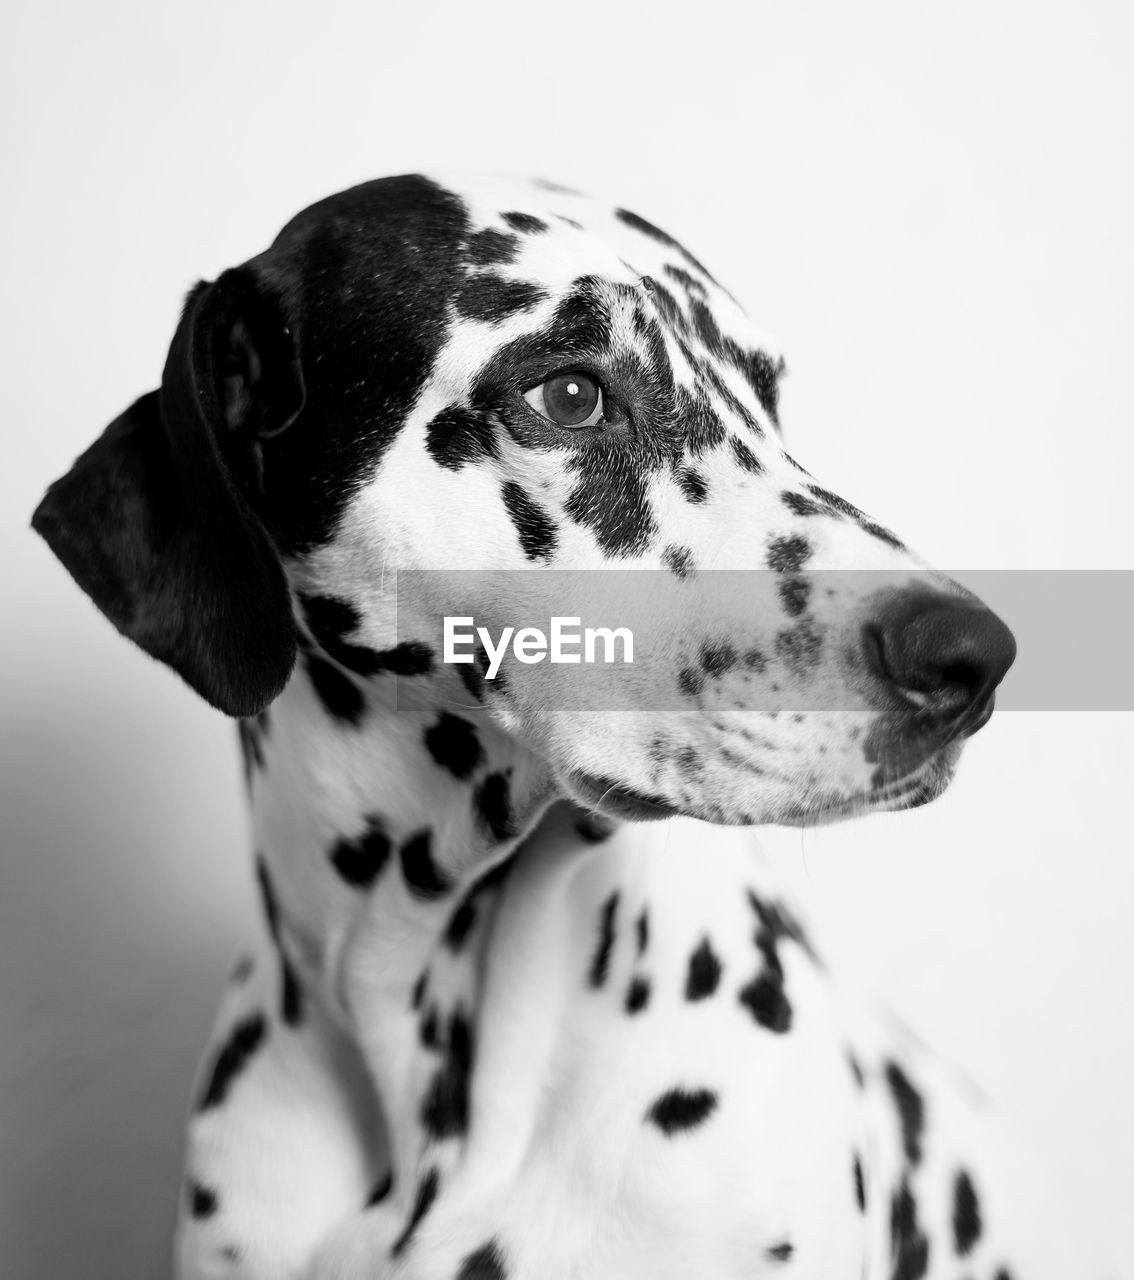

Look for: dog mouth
[776,748,959,828]
[565,771,681,822]
[563,730,961,828]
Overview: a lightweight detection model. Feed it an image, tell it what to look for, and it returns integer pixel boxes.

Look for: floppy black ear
[31,269,305,717]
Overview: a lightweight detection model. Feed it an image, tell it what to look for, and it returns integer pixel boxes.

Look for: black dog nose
[867,595,1016,732]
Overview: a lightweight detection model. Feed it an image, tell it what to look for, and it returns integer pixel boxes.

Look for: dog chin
[564,771,681,822]
[776,749,960,828]
[562,743,960,829]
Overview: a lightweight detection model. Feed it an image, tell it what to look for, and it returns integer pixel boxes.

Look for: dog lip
[780,750,957,828]
[956,689,996,738]
[566,772,680,822]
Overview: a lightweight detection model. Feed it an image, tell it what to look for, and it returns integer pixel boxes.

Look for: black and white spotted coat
[32,174,1098,1280]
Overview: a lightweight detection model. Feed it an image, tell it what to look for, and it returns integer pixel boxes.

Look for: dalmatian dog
[35,174,1089,1280]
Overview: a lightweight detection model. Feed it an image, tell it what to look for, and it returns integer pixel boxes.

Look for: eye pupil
[543,372,600,426]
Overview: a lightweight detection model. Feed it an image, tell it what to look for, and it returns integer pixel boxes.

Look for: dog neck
[240,652,573,1171]
[239,646,805,1211]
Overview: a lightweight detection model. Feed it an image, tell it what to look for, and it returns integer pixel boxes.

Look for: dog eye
[523,371,605,428]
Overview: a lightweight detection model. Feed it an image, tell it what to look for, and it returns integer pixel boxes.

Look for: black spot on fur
[663,263,708,297]
[615,208,719,283]
[663,544,694,579]
[421,1009,474,1140]
[860,520,906,550]
[952,1169,982,1256]
[645,1086,718,1135]
[806,484,861,519]
[766,1241,793,1262]
[677,467,708,503]
[400,830,450,899]
[502,211,547,234]
[699,359,767,435]
[426,406,499,471]
[300,594,384,676]
[425,713,484,780]
[737,889,817,1034]
[678,667,704,698]
[279,960,302,1026]
[748,890,818,960]
[781,485,907,551]
[456,1239,509,1280]
[685,937,722,1000]
[501,481,558,561]
[588,891,619,988]
[391,1166,441,1257]
[738,972,791,1033]
[636,909,649,955]
[778,577,811,618]
[466,227,520,267]
[766,534,812,574]
[411,971,428,1011]
[254,856,282,943]
[644,276,689,336]
[198,1014,267,1111]
[731,437,764,473]
[474,772,514,842]
[420,1004,441,1050]
[743,647,767,673]
[375,641,435,676]
[701,641,737,677]
[330,816,392,889]
[885,1061,925,1166]
[563,454,657,557]
[304,650,365,724]
[189,1180,218,1219]
[456,275,546,322]
[782,490,824,518]
[684,298,781,424]
[625,975,651,1013]
[675,385,727,455]
[738,350,781,426]
[775,619,822,674]
[367,1170,393,1206]
[854,1153,866,1211]
[443,893,479,952]
[675,744,701,781]
[890,1178,930,1280]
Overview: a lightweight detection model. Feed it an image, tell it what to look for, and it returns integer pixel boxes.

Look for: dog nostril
[867,596,1016,728]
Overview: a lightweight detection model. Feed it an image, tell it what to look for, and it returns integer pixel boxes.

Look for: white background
[2,1,1132,1274]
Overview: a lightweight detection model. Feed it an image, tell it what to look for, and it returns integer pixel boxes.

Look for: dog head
[33,174,1015,826]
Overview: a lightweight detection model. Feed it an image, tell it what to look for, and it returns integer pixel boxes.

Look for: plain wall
[2,0,1131,1273]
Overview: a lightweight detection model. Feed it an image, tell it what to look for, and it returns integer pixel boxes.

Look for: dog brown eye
[523,371,604,428]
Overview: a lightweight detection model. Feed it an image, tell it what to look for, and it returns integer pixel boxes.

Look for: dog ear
[31,268,305,717]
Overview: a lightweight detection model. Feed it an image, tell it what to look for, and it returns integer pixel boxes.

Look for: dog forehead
[435,172,744,311]
[425,174,782,389]
[251,174,781,548]
[440,172,630,268]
